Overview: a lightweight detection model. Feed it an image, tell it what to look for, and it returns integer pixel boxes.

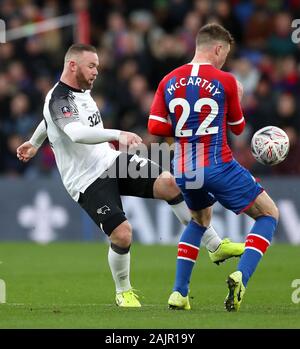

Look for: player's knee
[110,221,132,248]
[256,202,279,222]
[191,208,212,227]
[154,171,180,201]
[249,192,279,221]
[262,200,279,221]
[270,203,279,221]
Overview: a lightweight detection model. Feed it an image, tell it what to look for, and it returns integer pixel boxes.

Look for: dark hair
[196,23,234,47]
[65,43,97,62]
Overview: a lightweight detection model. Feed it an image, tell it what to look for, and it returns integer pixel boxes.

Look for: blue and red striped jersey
[148,63,245,173]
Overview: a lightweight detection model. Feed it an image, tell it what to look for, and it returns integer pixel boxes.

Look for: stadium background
[0,0,300,331]
[0,0,300,244]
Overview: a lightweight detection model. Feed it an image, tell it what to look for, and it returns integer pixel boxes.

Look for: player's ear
[69,60,77,72]
[215,44,222,56]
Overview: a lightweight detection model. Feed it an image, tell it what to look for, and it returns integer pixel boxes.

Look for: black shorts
[78,153,163,236]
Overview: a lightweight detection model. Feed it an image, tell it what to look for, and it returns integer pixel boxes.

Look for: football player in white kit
[17,44,244,307]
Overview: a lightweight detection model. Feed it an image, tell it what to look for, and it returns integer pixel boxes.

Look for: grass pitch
[0,242,299,329]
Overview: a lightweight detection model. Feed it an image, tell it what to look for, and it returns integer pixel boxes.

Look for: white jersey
[43,81,120,201]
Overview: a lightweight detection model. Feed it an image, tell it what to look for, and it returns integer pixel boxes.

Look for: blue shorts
[175,160,263,214]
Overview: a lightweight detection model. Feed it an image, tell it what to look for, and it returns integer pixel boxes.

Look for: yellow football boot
[168,291,191,310]
[115,289,141,308]
[209,238,245,265]
[224,271,246,312]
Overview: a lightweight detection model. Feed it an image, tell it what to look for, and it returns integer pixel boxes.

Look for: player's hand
[16,141,38,162]
[119,131,142,149]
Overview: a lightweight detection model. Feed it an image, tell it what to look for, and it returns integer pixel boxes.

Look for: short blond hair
[196,23,234,47]
[64,43,97,63]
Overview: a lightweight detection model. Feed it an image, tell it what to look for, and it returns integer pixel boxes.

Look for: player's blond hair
[196,23,234,47]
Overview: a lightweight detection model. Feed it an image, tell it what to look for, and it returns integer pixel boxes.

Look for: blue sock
[238,216,277,287]
[173,220,206,296]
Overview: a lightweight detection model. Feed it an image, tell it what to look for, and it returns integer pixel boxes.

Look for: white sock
[201,225,222,252]
[170,201,191,226]
[108,247,132,293]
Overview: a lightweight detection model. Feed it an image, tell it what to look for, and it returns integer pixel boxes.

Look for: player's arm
[30,119,48,148]
[64,122,141,147]
[51,96,142,147]
[64,122,121,143]
[148,80,173,137]
[17,120,47,162]
[226,75,245,135]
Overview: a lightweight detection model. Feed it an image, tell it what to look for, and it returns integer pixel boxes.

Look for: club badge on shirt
[61,106,72,117]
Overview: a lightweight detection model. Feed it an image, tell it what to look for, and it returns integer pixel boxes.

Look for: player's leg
[152,170,191,225]
[119,154,241,258]
[225,190,278,312]
[109,220,141,307]
[78,175,140,307]
[108,221,132,296]
[210,160,279,311]
[153,170,244,261]
[168,205,212,310]
[117,154,192,225]
[168,192,243,310]
[191,208,245,264]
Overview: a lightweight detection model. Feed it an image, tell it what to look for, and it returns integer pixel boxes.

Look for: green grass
[0,242,299,329]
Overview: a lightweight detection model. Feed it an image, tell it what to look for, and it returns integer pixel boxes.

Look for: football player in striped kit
[148,24,279,311]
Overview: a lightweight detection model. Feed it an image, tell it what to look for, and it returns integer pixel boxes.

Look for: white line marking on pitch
[6,303,158,307]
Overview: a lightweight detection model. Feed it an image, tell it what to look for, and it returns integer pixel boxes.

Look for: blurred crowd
[0,0,300,177]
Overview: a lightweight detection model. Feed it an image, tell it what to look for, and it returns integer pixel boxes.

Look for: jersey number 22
[169,97,219,137]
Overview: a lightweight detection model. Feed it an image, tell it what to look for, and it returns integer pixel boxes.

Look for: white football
[251,126,290,166]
